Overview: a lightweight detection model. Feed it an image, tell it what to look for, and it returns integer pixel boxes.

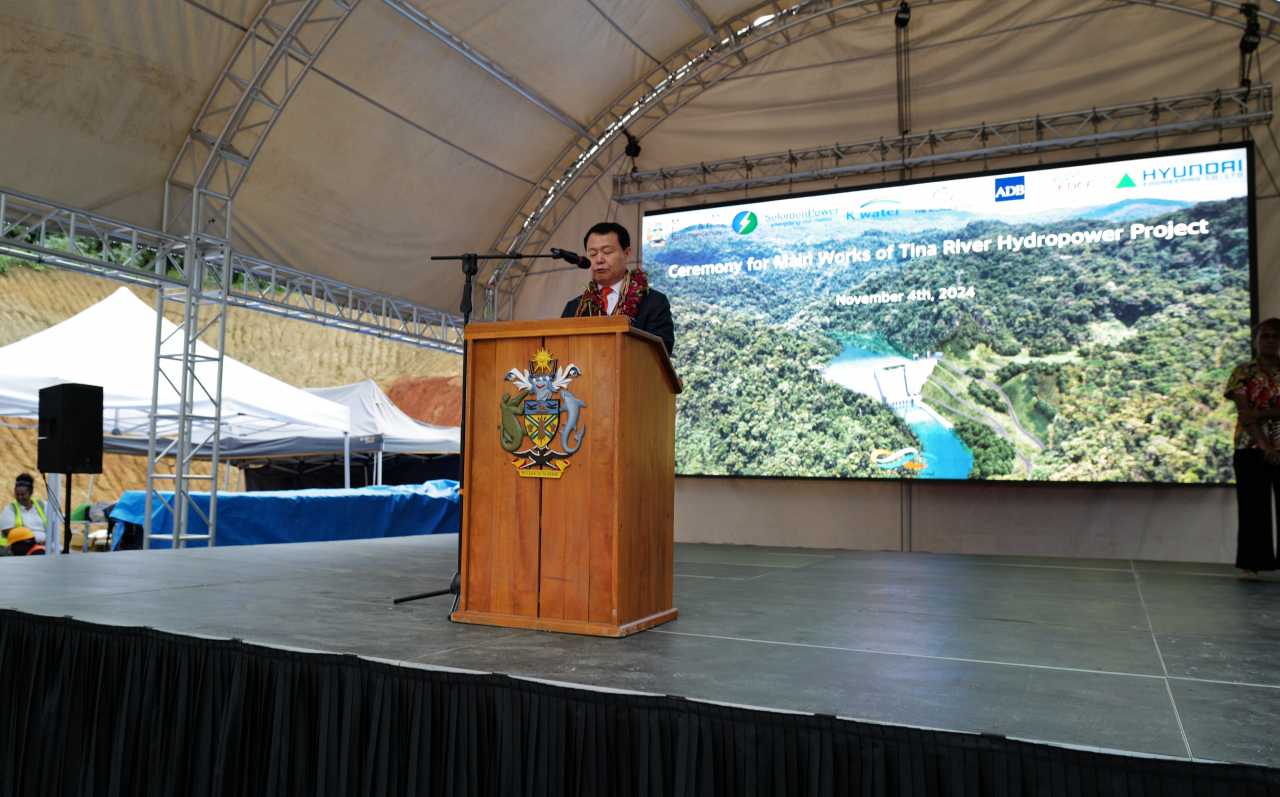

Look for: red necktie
[600,286,613,312]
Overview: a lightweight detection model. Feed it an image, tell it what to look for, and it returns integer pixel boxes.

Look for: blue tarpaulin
[110,481,459,548]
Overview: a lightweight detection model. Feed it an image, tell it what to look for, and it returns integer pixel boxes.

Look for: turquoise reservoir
[900,406,974,480]
[825,344,975,480]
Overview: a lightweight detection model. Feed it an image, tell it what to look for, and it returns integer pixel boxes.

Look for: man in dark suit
[561,222,674,355]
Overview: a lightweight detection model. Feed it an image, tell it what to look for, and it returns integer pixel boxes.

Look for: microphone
[551,248,592,268]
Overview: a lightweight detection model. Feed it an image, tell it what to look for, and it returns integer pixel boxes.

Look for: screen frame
[642,140,1259,487]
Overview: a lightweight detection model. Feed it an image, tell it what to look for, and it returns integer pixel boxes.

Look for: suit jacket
[561,288,675,355]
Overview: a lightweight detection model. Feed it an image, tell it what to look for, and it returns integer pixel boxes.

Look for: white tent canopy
[0,287,350,441]
[103,379,461,459]
[302,380,458,455]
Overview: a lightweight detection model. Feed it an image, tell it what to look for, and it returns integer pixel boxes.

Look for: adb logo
[732,211,758,234]
[994,176,1026,202]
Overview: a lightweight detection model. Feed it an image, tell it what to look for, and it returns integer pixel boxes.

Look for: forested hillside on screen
[649,193,1251,483]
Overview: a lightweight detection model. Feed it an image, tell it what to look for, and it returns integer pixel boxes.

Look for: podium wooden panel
[452,316,681,637]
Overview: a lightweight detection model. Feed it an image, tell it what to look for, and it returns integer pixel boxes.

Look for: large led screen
[643,145,1254,482]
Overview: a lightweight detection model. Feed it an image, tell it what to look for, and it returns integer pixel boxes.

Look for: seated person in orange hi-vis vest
[560,222,675,355]
[0,527,45,556]
[0,473,48,548]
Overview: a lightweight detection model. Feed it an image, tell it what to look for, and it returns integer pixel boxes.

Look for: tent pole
[83,472,95,553]
[344,432,350,488]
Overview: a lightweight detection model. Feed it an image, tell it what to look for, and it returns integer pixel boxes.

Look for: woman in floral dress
[1225,318,1280,580]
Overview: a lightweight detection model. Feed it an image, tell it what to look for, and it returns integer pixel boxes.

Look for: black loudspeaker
[38,383,103,474]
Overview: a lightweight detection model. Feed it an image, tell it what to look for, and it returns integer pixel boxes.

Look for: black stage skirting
[2,610,1277,796]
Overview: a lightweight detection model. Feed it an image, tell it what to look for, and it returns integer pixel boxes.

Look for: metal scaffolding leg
[144,235,231,549]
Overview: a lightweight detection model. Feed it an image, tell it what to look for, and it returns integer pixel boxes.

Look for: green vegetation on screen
[651,195,1250,483]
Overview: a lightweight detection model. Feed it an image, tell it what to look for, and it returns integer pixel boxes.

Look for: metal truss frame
[612,85,1274,204]
[481,0,966,320]
[0,187,464,348]
[0,188,192,289]
[144,236,232,549]
[675,0,725,44]
[156,0,359,547]
[164,0,362,241]
[1112,0,1280,38]
[478,0,1280,320]
[225,253,463,350]
[0,185,462,550]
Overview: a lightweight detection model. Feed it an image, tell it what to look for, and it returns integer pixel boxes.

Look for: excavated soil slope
[0,265,461,527]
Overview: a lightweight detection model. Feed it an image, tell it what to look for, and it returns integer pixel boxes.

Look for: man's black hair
[583,222,630,251]
[15,473,33,489]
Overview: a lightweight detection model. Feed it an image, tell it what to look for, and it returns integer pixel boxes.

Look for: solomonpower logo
[994,176,1026,202]
[732,211,758,234]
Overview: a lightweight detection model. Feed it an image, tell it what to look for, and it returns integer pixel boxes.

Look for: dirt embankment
[386,375,463,426]
[0,265,461,518]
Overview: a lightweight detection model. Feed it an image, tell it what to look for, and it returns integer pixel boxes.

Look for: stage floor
[2,536,1277,767]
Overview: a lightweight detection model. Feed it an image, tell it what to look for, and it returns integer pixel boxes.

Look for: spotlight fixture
[895,1,910,29]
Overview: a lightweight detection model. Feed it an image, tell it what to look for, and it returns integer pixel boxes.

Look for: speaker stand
[62,473,72,554]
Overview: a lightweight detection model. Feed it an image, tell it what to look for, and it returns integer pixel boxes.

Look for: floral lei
[574,267,650,319]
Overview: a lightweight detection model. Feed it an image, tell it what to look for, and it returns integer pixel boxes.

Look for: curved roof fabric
[2,1,1276,320]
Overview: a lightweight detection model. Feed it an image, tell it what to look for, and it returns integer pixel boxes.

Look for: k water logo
[732,211,758,234]
[994,176,1026,202]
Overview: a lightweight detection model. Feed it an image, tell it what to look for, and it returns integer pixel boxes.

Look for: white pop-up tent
[223,380,460,488]
[0,287,350,441]
[102,379,458,461]
[302,381,458,455]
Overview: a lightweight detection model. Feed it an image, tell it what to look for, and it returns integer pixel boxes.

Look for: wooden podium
[451,315,682,637]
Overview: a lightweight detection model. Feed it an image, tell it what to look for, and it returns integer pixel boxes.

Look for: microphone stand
[394,251,584,611]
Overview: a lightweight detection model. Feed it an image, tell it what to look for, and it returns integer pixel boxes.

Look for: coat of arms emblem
[499,347,586,478]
